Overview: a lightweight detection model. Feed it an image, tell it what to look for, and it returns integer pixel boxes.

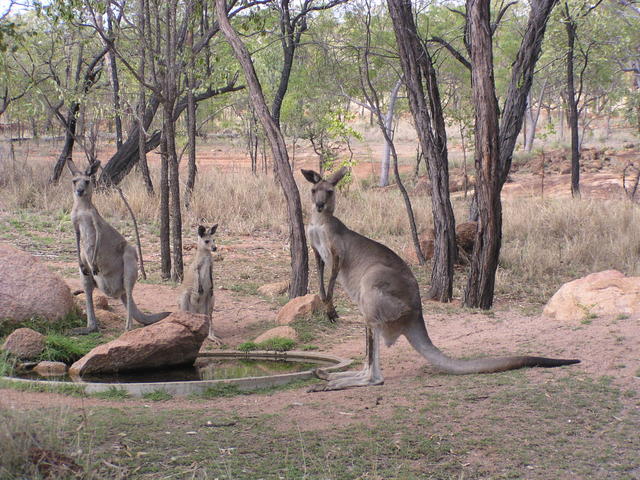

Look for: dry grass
[0,407,85,479]
[2,143,640,305]
[500,197,640,301]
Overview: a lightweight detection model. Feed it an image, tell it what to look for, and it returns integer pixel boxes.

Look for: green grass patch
[0,377,86,396]
[0,308,86,338]
[92,386,130,400]
[238,337,296,352]
[142,390,173,402]
[191,383,243,398]
[226,282,260,296]
[39,333,103,364]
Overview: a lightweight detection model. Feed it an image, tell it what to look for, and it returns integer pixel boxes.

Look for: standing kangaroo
[68,159,170,333]
[301,167,580,391]
[178,225,221,343]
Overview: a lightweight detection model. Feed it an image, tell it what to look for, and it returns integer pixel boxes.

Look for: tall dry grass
[500,197,640,301]
[2,148,640,304]
[0,407,87,479]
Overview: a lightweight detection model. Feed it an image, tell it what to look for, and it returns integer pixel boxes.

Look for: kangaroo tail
[404,316,580,375]
[122,295,170,325]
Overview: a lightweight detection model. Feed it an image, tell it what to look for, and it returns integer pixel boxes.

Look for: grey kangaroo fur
[301,167,580,391]
[67,159,170,333]
[178,224,221,343]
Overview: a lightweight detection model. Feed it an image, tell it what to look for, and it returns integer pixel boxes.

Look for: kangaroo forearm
[90,218,100,267]
[325,254,340,301]
[74,229,82,264]
[314,251,327,301]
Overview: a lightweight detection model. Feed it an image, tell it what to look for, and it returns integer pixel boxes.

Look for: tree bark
[563,1,581,197]
[159,131,171,279]
[50,47,108,183]
[463,0,502,310]
[137,0,154,194]
[106,8,123,149]
[99,81,243,186]
[387,0,456,302]
[185,29,198,206]
[379,78,403,187]
[216,0,308,298]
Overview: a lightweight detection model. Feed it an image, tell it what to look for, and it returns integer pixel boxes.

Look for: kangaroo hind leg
[122,246,138,330]
[310,326,384,391]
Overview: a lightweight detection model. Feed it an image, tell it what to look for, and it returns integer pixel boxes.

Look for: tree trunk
[50,102,80,183]
[99,82,243,186]
[216,0,308,298]
[463,0,502,310]
[387,0,456,302]
[379,78,403,187]
[106,9,123,149]
[137,0,154,194]
[185,30,198,206]
[159,132,171,279]
[563,2,581,197]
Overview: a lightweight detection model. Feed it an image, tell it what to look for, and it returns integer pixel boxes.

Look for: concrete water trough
[2,350,352,397]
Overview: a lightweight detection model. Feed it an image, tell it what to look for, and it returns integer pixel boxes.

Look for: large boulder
[0,243,74,323]
[69,311,207,376]
[2,328,46,360]
[276,294,323,325]
[254,326,298,343]
[544,270,640,321]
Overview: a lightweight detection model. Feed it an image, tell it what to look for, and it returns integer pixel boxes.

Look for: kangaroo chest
[307,222,333,265]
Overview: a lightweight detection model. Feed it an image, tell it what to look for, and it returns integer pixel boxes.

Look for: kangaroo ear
[198,225,206,237]
[301,169,322,184]
[66,159,80,175]
[209,224,218,235]
[328,166,348,186]
[86,161,101,177]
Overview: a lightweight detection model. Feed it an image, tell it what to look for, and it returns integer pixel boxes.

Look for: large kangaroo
[301,167,580,391]
[68,159,170,333]
[178,224,221,343]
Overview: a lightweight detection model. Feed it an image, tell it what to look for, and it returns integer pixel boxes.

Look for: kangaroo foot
[69,326,99,335]
[308,376,384,392]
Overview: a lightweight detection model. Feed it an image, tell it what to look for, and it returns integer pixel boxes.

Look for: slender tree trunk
[216,0,308,298]
[50,102,79,183]
[137,0,153,194]
[165,0,183,283]
[379,78,403,187]
[185,30,198,206]
[159,132,171,279]
[463,0,502,310]
[387,0,456,302]
[106,9,123,149]
[564,3,580,197]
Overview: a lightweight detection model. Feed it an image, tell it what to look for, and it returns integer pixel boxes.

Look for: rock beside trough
[0,243,74,323]
[69,311,207,376]
[276,294,323,325]
[1,328,45,360]
[254,326,298,343]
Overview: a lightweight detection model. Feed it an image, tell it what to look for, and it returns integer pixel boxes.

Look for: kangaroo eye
[205,240,210,244]
[311,188,316,194]
[327,190,334,195]
[72,179,77,184]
